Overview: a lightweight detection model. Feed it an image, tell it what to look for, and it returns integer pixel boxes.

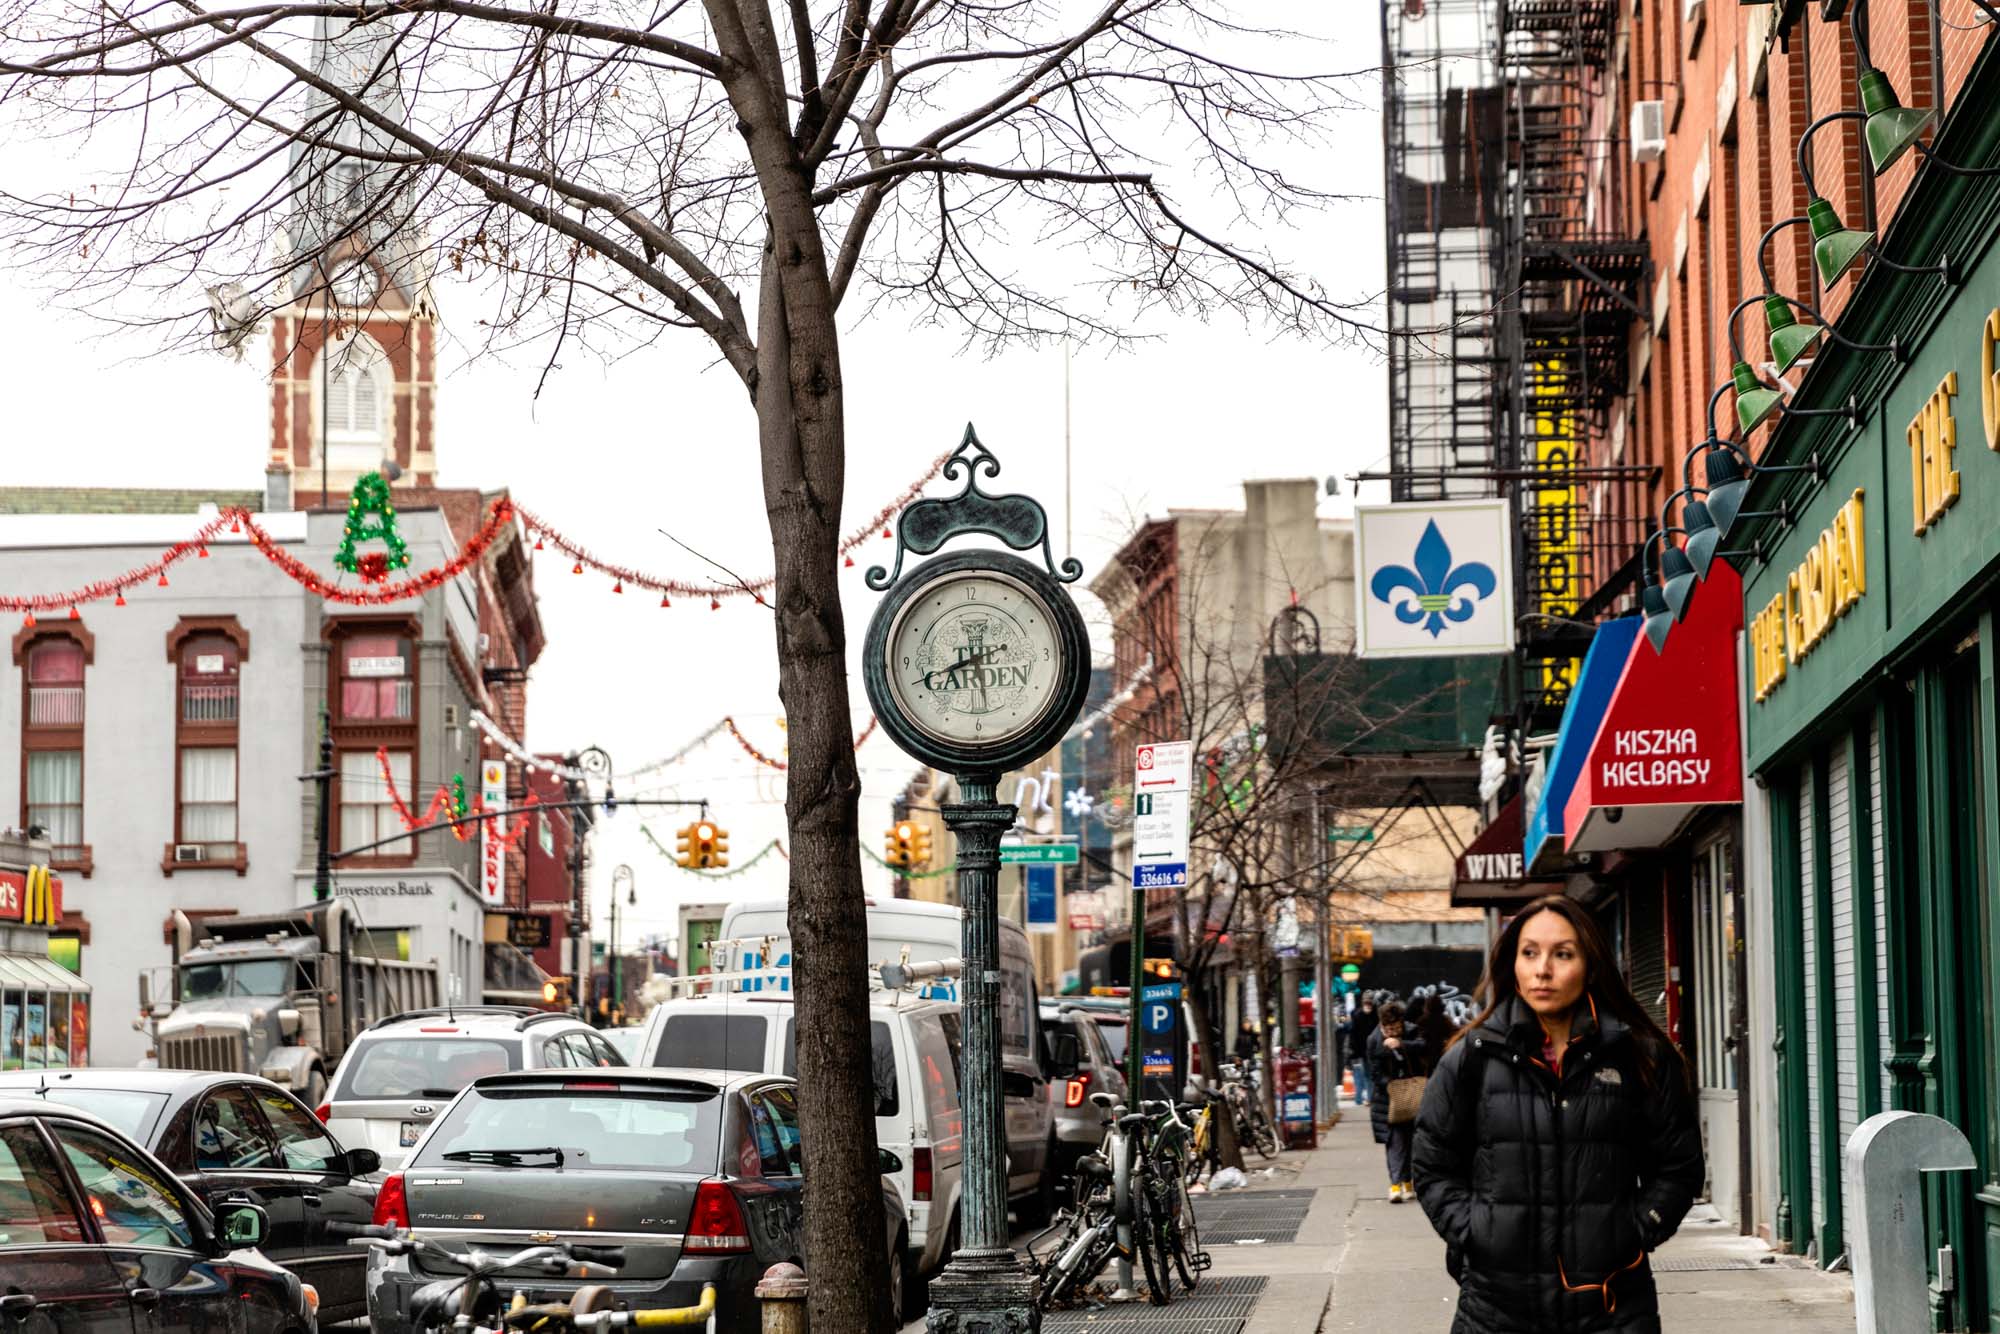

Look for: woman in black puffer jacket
[1413,895,1703,1333]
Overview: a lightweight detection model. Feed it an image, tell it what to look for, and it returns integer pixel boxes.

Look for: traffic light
[540,977,569,1005]
[909,823,933,868]
[884,822,913,870]
[690,821,728,869]
[1143,957,1176,982]
[674,823,694,868]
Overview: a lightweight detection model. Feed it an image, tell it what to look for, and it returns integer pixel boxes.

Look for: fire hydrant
[754,1262,808,1334]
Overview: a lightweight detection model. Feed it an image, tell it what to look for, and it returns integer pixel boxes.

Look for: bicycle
[1218,1062,1278,1159]
[1031,1094,1186,1309]
[1134,1098,1207,1298]
[342,1225,717,1334]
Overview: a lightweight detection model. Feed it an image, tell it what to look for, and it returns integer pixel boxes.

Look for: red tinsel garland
[724,715,878,771]
[376,746,535,846]
[0,452,951,618]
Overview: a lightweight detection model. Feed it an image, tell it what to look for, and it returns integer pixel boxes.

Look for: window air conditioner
[173,844,206,863]
[1630,100,1667,163]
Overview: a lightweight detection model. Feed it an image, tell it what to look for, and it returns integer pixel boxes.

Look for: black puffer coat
[1412,996,1703,1333]
[1366,1025,1427,1146]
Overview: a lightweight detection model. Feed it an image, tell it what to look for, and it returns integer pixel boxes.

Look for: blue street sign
[1135,862,1188,889]
[1143,1049,1173,1076]
[1140,982,1182,1002]
[1026,865,1057,930]
[1143,1001,1176,1035]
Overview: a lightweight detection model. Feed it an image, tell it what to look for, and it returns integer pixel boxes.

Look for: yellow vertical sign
[1531,352,1582,700]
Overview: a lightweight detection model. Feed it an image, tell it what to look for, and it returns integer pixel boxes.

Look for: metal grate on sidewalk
[1042,1276,1268,1332]
[1192,1188,1317,1246]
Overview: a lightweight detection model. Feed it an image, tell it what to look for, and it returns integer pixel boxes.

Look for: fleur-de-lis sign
[1369,520,1498,638]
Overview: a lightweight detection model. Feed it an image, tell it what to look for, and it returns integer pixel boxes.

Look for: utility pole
[305,707,335,901]
[610,865,634,1022]
[563,747,613,1018]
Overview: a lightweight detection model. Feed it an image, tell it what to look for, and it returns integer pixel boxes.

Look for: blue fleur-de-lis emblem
[1369,520,1498,637]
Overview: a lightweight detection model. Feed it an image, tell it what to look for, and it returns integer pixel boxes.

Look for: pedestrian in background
[1368,999,1425,1202]
[1416,992,1454,1075]
[1349,993,1379,1104]
[1412,894,1702,1333]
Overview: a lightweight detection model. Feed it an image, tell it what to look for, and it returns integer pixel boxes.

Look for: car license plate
[400,1121,422,1148]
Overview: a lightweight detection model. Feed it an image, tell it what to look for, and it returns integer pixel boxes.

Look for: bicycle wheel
[1240,1103,1278,1159]
[1182,1111,1209,1188]
[1131,1170,1173,1305]
[1168,1172,1203,1291]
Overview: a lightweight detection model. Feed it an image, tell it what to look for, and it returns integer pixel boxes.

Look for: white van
[713,898,1059,1218]
[634,988,964,1304]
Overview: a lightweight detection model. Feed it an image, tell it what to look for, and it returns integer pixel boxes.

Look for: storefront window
[1,991,19,1070]
[1692,838,1739,1092]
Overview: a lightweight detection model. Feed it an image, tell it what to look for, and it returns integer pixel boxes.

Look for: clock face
[886,569,1064,749]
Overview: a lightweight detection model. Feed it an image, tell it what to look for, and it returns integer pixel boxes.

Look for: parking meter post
[1110,1121,1138,1301]
[1126,882,1144,1102]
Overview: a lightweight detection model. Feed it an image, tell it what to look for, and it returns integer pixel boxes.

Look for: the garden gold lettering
[1909,372,1960,535]
[1753,490,1865,703]
[1983,308,2000,451]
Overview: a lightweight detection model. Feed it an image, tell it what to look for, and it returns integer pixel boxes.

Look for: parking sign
[1132,741,1192,888]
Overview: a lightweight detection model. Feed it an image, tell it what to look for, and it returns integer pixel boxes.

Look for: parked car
[0,1095,319,1334]
[636,991,965,1308]
[367,1068,906,1334]
[1038,1002,1129,1177]
[711,896,1057,1219]
[0,1068,379,1324]
[320,1006,623,1173]
[600,1024,649,1064]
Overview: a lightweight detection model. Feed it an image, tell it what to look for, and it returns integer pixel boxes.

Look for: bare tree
[1,4,1378,1324]
[1091,512,1452,1154]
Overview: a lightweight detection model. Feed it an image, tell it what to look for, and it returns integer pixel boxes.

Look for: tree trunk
[755,204,893,1331]
[1181,985,1245,1172]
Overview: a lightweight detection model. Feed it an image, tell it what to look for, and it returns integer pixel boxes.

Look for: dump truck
[139,900,440,1106]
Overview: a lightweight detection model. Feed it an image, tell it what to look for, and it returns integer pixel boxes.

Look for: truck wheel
[305,1068,326,1109]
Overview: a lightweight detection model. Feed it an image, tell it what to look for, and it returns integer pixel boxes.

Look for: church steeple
[268,15,438,497]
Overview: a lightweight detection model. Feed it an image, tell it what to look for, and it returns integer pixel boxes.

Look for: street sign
[1143,1049,1174,1076]
[1143,1001,1176,1034]
[998,843,1080,864]
[1132,741,1192,888]
[1140,982,1182,1003]
[1025,865,1057,934]
[1326,826,1376,842]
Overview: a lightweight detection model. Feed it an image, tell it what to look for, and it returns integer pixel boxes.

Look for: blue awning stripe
[1525,616,1640,872]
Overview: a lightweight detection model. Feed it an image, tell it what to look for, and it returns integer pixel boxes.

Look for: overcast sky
[0,5,1392,951]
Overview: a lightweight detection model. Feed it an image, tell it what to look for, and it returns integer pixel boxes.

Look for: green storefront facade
[1736,41,2000,1329]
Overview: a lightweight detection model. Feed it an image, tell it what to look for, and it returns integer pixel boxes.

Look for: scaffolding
[1382,0,1654,732]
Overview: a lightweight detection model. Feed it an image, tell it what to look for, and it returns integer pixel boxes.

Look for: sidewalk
[904,1106,1855,1332]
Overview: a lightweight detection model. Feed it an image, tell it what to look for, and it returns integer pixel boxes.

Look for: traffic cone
[1342,1069,1355,1099]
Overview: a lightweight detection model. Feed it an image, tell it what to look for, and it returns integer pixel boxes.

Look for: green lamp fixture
[1733,361,1781,435]
[1765,294,1823,375]
[1807,196,1873,289]
[1641,581,1674,654]
[1859,69,1935,175]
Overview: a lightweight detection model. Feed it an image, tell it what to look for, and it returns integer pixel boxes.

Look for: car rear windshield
[411,1085,722,1172]
[650,1014,767,1073]
[23,1089,170,1143]
[333,1038,521,1101]
[783,1020,897,1117]
[1094,1019,1128,1064]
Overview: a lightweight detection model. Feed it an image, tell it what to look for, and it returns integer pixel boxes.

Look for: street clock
[864,427,1089,777]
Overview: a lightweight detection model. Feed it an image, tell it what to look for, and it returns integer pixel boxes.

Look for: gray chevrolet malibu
[365,1067,909,1333]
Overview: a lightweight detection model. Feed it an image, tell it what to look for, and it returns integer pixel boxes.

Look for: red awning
[1565,561,1744,853]
[1452,793,1563,908]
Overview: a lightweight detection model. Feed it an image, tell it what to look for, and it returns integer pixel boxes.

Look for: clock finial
[866,425,1084,591]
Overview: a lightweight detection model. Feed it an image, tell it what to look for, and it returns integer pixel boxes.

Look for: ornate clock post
[865,426,1091,1334]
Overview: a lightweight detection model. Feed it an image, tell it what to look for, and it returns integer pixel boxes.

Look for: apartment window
[340,750,413,858]
[18,631,90,871]
[339,633,413,721]
[179,637,240,724]
[162,621,249,873]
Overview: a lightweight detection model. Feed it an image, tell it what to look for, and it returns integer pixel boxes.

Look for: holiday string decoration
[641,827,791,877]
[2,455,954,623]
[332,472,411,584]
[862,840,958,879]
[464,710,594,782]
[724,715,879,771]
[376,747,535,846]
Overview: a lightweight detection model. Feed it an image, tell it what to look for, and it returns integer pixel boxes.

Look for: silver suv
[321,1006,623,1172]
[1040,1002,1129,1179]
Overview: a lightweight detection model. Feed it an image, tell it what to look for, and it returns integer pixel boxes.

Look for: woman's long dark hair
[1451,894,1689,1092]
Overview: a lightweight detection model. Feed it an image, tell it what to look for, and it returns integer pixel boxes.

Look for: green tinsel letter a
[333,471,411,584]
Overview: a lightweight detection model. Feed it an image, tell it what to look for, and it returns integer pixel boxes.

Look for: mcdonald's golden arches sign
[0,865,63,926]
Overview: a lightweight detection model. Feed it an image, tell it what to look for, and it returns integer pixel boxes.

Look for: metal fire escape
[1383,0,1504,501]
[1497,0,1652,731]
